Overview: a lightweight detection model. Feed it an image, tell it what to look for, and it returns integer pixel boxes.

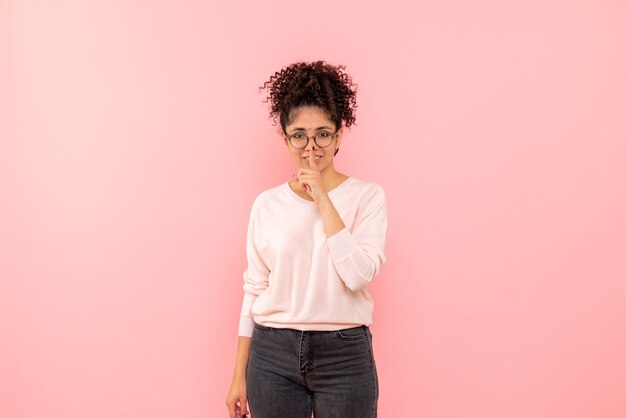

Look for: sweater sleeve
[326,183,388,292]
[238,197,270,337]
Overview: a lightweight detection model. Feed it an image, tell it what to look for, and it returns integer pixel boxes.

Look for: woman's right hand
[226,376,249,418]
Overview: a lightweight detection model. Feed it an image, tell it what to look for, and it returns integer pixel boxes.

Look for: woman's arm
[232,336,251,379]
[297,148,347,238]
[320,184,388,292]
[296,153,388,292]
[226,336,251,418]
[317,193,346,238]
[227,195,268,417]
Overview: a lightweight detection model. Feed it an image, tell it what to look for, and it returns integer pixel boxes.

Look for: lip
[303,156,323,159]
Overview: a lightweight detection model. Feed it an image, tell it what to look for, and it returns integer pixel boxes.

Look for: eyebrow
[289,126,333,132]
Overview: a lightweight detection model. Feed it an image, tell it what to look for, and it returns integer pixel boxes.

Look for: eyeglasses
[284,130,338,149]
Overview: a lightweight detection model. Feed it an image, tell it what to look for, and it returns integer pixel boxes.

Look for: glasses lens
[289,133,308,149]
[315,132,334,148]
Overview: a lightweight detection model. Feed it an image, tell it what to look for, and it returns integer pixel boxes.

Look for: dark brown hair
[259,60,358,133]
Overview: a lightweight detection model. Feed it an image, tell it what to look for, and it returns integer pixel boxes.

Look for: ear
[281,133,290,150]
[335,127,343,148]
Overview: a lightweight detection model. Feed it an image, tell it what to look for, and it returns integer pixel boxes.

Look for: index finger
[309,147,318,169]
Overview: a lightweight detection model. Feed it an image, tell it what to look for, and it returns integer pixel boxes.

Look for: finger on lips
[309,147,317,168]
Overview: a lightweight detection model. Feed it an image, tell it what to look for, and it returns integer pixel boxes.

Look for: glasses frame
[283,130,339,149]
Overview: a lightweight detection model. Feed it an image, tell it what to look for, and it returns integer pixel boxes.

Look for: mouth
[303,156,323,160]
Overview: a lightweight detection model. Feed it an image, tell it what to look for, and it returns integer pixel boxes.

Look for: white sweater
[238,176,388,337]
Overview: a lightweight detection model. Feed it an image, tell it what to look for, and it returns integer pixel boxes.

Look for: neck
[318,165,345,189]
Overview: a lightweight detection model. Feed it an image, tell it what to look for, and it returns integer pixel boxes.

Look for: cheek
[291,152,304,164]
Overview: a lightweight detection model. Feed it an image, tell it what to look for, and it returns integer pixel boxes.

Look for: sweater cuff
[238,316,254,337]
[238,292,258,337]
[326,227,358,261]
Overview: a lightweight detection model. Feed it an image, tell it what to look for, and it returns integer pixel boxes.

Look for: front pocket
[335,326,368,341]
[253,322,272,331]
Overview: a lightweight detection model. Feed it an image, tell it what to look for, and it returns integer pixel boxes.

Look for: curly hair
[259,60,358,134]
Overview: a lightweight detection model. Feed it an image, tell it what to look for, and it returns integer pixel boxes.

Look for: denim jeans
[246,322,379,418]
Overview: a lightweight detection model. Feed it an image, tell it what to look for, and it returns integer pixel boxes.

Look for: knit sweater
[238,176,387,337]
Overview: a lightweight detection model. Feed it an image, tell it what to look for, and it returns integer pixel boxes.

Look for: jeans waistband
[253,322,368,333]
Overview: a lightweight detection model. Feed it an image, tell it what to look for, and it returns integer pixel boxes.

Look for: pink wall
[2,0,625,417]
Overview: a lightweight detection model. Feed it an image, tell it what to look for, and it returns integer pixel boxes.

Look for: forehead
[286,106,334,130]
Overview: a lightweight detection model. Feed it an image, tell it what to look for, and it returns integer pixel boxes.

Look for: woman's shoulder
[345,176,386,196]
[257,181,286,197]
[248,181,290,208]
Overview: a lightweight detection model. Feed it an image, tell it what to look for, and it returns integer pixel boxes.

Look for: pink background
[2,0,625,417]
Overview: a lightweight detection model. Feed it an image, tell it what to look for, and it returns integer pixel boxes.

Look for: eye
[318,131,331,137]
[292,133,306,139]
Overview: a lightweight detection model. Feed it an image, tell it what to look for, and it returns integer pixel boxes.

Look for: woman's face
[282,106,342,171]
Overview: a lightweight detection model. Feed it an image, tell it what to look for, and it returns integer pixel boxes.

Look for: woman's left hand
[295,147,328,203]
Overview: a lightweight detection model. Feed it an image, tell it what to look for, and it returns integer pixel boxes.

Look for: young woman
[226,60,388,418]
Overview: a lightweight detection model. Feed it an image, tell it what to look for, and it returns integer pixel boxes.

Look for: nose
[304,136,317,151]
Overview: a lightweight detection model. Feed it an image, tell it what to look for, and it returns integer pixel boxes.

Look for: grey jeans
[246,322,379,418]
